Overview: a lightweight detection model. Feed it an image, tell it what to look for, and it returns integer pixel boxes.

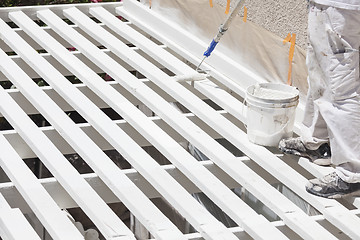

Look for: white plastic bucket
[245,83,299,147]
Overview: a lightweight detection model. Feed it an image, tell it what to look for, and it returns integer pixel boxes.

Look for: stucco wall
[216,0,308,49]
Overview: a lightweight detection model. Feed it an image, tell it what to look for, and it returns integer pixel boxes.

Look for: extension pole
[196,0,244,70]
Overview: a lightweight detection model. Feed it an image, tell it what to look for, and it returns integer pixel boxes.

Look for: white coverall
[301,0,360,183]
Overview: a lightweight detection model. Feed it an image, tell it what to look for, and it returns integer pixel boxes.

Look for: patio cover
[0,1,359,239]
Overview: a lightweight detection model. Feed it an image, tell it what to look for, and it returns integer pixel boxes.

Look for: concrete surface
[216,0,308,49]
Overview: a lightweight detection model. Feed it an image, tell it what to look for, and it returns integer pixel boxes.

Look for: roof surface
[0,1,359,239]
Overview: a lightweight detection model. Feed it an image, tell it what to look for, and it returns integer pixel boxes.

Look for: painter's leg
[278,3,331,164]
[305,4,360,197]
[318,6,360,183]
[306,3,360,163]
[315,5,360,177]
[300,48,329,150]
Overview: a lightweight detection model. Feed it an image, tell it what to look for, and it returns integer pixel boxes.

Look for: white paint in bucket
[245,83,299,147]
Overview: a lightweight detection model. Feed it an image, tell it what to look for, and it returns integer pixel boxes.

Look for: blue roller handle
[197,0,243,70]
[203,39,219,57]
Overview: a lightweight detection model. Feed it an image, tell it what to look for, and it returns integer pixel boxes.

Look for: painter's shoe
[278,137,331,166]
[306,172,360,198]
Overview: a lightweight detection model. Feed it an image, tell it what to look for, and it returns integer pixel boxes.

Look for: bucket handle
[242,97,247,129]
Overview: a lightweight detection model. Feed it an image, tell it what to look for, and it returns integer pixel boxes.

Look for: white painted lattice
[0,1,359,239]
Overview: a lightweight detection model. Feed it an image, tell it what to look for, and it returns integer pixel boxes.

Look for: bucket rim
[246,83,299,104]
[246,98,299,109]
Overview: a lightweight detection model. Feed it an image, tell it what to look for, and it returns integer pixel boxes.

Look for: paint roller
[172,72,210,82]
[196,0,245,71]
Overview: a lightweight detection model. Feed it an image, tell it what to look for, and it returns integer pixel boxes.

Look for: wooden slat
[0,23,136,240]
[116,2,360,239]
[0,209,40,240]
[298,158,334,178]
[35,7,291,240]
[0,132,84,239]
[0,2,121,22]
[78,6,337,239]
[7,10,237,240]
[0,194,41,240]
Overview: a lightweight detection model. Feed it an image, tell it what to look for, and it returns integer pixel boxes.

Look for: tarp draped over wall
[140,0,309,99]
